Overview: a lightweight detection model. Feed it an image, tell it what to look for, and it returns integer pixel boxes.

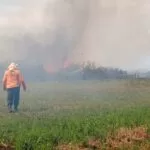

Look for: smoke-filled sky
[1,0,150,71]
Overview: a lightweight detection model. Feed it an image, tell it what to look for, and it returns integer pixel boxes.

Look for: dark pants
[7,87,20,111]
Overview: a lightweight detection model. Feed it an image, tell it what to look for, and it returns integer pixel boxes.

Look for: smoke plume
[1,0,150,71]
[0,0,89,71]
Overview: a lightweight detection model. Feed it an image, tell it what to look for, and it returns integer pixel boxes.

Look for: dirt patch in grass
[56,126,150,150]
[0,126,148,150]
[106,126,149,149]
[56,143,87,150]
[0,142,14,150]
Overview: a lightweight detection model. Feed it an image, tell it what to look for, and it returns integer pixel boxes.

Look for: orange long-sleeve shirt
[2,69,26,90]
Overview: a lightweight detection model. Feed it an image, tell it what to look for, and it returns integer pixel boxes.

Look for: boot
[8,105,13,113]
[14,106,18,112]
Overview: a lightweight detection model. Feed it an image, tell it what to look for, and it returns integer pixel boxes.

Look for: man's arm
[22,80,26,91]
[2,72,7,91]
[19,72,26,91]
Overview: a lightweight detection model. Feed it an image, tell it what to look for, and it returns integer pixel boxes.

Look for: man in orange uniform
[2,63,26,112]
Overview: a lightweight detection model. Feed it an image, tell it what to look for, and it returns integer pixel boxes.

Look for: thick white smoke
[0,0,150,71]
[80,0,150,70]
[0,0,89,70]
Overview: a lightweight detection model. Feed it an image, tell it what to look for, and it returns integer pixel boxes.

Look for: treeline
[0,61,129,82]
[82,62,127,80]
[60,61,128,80]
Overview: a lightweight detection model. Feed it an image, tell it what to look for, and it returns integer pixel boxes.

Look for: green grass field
[0,79,150,149]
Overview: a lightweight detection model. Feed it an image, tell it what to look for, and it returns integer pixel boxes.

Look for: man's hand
[22,81,26,92]
[23,87,26,92]
[3,86,6,91]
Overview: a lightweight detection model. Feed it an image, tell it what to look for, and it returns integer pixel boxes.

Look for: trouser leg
[7,88,14,112]
[14,87,20,111]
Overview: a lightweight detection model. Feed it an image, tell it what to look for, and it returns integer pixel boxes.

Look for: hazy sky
[80,0,150,71]
[1,0,150,71]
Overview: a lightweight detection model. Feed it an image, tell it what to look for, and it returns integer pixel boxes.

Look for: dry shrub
[57,126,150,150]
[105,126,150,149]
[0,142,15,150]
[87,138,101,149]
[56,138,102,150]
